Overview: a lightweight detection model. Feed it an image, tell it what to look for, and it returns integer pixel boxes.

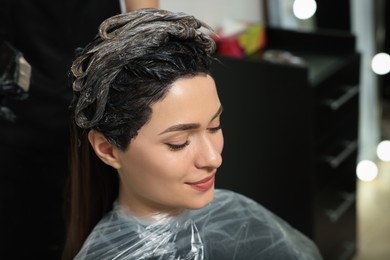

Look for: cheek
[120,153,180,197]
[124,145,189,181]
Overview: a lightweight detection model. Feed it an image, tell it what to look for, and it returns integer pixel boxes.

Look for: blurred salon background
[1,0,389,259]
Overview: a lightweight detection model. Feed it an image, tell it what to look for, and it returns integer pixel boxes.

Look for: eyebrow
[159,105,223,135]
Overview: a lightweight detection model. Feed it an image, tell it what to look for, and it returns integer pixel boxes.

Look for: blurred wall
[160,0,264,29]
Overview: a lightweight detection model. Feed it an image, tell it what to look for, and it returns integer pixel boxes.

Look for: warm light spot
[293,0,317,20]
[371,53,390,75]
[356,160,378,182]
[377,140,390,161]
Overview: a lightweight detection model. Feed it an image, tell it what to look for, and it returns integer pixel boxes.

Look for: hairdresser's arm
[125,0,159,12]
[0,0,12,42]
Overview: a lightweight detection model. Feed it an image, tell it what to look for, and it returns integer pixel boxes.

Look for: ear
[88,130,121,169]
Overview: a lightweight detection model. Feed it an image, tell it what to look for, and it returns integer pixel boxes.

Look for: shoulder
[198,189,323,259]
[210,189,306,238]
[74,208,141,259]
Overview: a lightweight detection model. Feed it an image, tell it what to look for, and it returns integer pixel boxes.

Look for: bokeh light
[356,160,378,182]
[371,52,390,75]
[293,0,317,20]
[377,140,390,161]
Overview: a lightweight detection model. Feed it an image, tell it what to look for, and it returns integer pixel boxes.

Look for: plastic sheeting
[75,189,323,259]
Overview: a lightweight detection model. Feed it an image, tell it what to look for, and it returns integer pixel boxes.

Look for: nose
[194,134,223,170]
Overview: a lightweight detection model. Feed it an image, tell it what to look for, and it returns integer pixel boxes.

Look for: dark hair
[62,8,216,259]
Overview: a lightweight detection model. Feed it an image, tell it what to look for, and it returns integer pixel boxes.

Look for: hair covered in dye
[70,8,216,150]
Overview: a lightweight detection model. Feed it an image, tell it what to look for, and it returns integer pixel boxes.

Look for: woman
[63,8,322,260]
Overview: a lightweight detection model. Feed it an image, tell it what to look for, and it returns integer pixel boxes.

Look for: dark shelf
[212,28,359,260]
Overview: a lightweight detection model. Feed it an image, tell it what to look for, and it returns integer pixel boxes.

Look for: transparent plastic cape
[75,189,323,259]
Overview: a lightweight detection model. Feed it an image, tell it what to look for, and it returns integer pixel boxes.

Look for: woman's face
[115,74,224,216]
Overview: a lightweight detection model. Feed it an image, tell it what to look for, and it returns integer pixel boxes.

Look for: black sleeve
[0,0,14,44]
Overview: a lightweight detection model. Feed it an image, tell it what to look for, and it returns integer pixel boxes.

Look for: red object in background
[212,23,266,58]
[213,35,245,58]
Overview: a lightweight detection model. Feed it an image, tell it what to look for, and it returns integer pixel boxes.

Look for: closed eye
[165,141,190,151]
[208,125,222,133]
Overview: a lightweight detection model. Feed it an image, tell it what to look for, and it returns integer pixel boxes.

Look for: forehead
[148,75,220,126]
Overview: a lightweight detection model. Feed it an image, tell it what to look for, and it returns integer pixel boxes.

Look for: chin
[187,188,215,210]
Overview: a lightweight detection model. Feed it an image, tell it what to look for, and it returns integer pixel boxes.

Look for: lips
[186,174,215,191]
